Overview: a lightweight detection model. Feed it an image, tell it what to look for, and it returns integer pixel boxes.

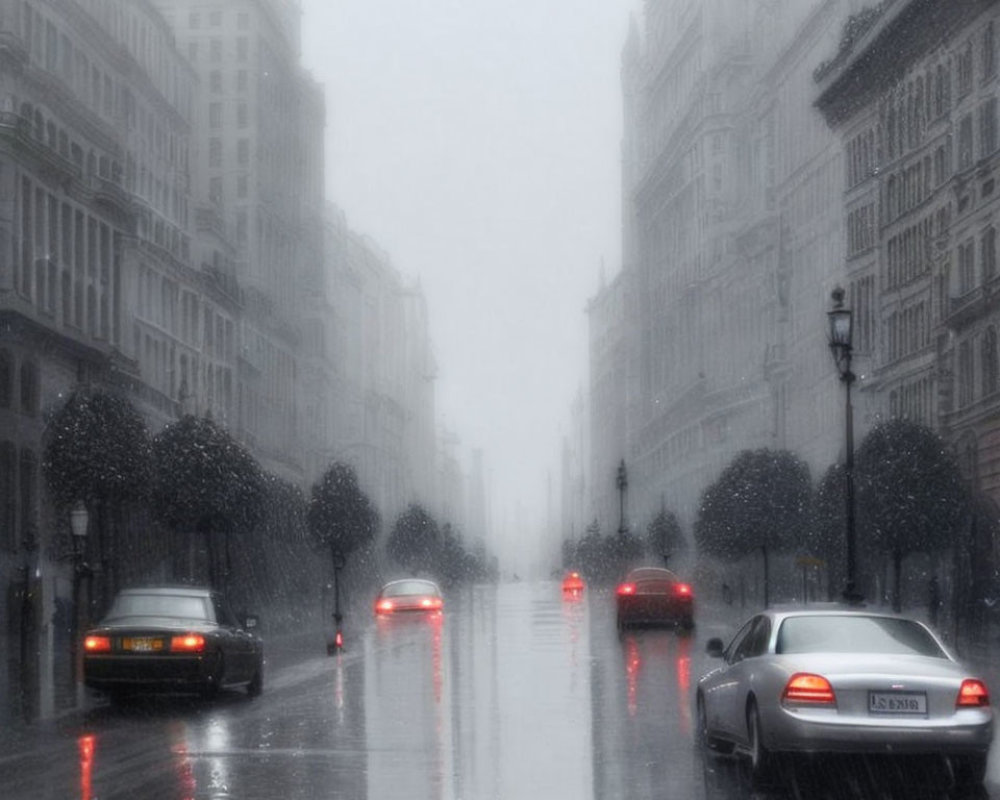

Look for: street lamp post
[616,459,628,536]
[328,550,347,655]
[69,501,89,687]
[827,287,862,604]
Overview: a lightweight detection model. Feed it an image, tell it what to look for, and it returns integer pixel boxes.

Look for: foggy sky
[300,0,633,570]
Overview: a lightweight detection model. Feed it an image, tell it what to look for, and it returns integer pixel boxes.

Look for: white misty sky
[299,0,633,569]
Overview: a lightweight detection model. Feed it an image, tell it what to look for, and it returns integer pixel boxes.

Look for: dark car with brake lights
[82,586,263,699]
[696,607,994,789]
[374,579,444,615]
[615,566,694,630]
[562,571,585,594]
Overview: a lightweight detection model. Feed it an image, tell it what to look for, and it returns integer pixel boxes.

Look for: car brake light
[957,679,990,707]
[617,583,636,596]
[673,583,692,596]
[84,635,111,653]
[376,599,394,613]
[782,673,836,704]
[420,597,443,609]
[170,634,205,653]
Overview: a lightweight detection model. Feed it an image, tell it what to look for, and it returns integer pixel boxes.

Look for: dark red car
[616,567,693,630]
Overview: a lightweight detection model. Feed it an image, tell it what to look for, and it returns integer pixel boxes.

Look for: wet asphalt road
[0,581,998,799]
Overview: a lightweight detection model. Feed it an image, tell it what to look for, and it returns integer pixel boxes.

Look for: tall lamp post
[827,287,862,604]
[69,501,89,686]
[616,459,628,536]
[328,549,346,655]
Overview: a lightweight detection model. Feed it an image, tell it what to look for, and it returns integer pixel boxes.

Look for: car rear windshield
[775,615,945,657]
[105,594,213,622]
[383,581,439,597]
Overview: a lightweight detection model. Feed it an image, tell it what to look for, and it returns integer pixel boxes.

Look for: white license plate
[869,691,927,714]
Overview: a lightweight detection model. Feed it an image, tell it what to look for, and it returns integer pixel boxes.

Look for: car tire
[950,754,987,787]
[747,701,776,789]
[247,659,263,698]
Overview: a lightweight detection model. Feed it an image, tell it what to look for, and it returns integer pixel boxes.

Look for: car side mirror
[706,637,725,658]
[244,614,259,631]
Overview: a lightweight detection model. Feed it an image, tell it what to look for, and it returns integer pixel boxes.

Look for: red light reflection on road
[78,734,95,800]
[676,635,692,734]
[169,731,197,800]
[624,635,641,717]
[431,611,443,704]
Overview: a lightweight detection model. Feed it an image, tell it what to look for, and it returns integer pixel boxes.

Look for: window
[210,176,222,204]
[960,339,975,407]
[237,138,249,165]
[237,70,248,92]
[959,239,976,295]
[958,40,974,96]
[188,11,200,29]
[983,226,997,282]
[237,37,248,61]
[0,350,11,408]
[238,12,249,30]
[187,41,197,63]
[209,102,222,129]
[0,441,14,551]
[237,103,248,128]
[983,327,998,396]
[19,448,36,548]
[210,10,222,27]
[210,39,222,62]
[237,174,248,198]
[984,21,996,80]
[210,70,222,93]
[959,114,974,171]
[981,98,998,157]
[20,361,38,416]
[209,138,222,167]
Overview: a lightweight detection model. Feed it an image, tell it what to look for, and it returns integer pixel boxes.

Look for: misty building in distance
[589,0,869,537]
[152,0,325,482]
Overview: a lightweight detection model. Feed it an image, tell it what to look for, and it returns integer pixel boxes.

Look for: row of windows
[209,69,250,95]
[957,99,1000,172]
[889,377,934,426]
[846,128,876,188]
[13,175,121,344]
[186,36,250,66]
[957,226,999,296]
[0,442,38,553]
[847,204,876,257]
[208,101,249,130]
[958,326,1000,408]
[886,301,929,363]
[884,146,946,224]
[848,276,876,354]
[886,216,934,290]
[188,10,250,31]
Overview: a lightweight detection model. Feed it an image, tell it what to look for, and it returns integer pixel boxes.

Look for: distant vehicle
[82,586,263,699]
[615,566,693,630]
[562,571,585,594]
[374,579,444,615]
[696,608,994,789]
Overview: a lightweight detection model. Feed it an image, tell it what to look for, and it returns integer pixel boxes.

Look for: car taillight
[673,583,692,596]
[84,635,111,653]
[170,634,205,653]
[782,673,836,705]
[957,679,990,707]
[617,583,636,596]
[376,599,394,613]
[420,597,443,609]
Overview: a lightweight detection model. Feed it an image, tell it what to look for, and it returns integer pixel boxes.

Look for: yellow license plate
[122,637,163,652]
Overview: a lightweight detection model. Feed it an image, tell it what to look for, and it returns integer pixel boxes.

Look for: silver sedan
[696,608,994,789]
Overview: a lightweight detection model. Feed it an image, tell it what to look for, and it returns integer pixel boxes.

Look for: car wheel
[950,754,987,787]
[747,701,775,789]
[247,658,263,698]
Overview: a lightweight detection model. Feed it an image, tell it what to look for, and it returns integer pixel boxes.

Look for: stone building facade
[589,0,871,538]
